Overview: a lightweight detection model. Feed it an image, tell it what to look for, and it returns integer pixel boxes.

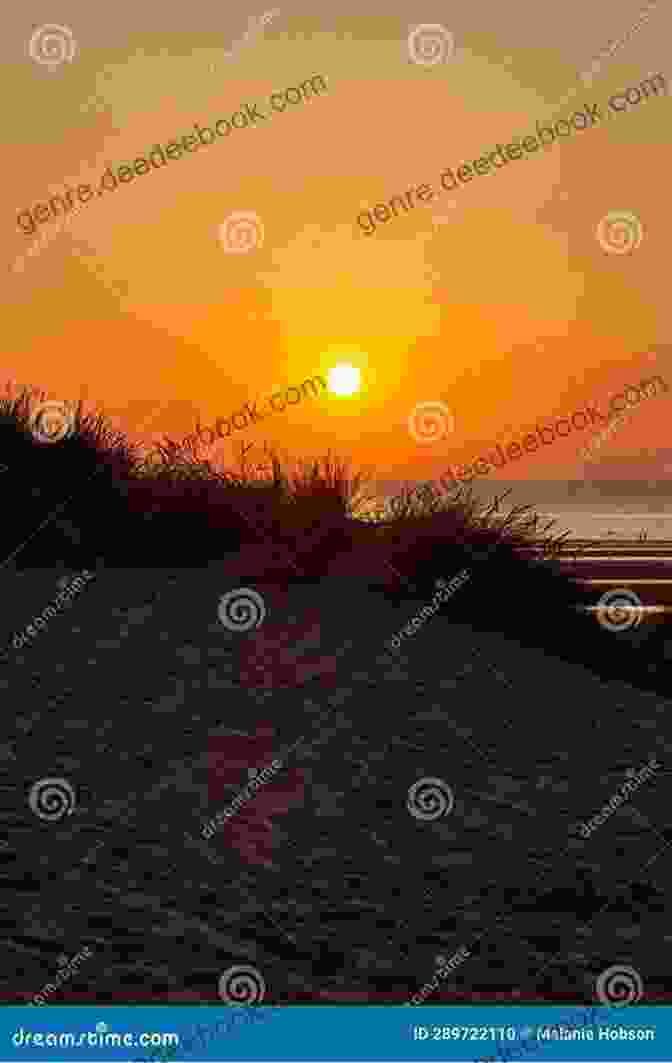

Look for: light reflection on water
[536,512,672,541]
[354,497,672,541]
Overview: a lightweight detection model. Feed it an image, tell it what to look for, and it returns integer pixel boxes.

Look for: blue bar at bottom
[1,1006,671,1062]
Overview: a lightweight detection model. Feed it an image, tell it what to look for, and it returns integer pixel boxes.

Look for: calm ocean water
[366,482,672,540]
[534,510,672,540]
[368,505,672,540]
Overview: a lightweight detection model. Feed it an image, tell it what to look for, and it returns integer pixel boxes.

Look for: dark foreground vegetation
[1,384,670,696]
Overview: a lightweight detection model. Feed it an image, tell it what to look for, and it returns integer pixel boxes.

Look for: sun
[327,364,361,396]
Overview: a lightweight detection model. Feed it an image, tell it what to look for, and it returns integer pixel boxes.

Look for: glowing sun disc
[327,364,361,396]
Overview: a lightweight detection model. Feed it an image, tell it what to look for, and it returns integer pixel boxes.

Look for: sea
[364,481,672,541]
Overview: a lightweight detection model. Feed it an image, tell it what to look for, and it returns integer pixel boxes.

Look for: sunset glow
[327,364,361,397]
[5,11,670,490]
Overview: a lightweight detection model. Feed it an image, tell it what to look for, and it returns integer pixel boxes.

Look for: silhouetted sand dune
[2,384,671,1005]
[2,569,670,1003]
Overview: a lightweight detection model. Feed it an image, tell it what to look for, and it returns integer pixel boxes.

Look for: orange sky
[4,2,672,484]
